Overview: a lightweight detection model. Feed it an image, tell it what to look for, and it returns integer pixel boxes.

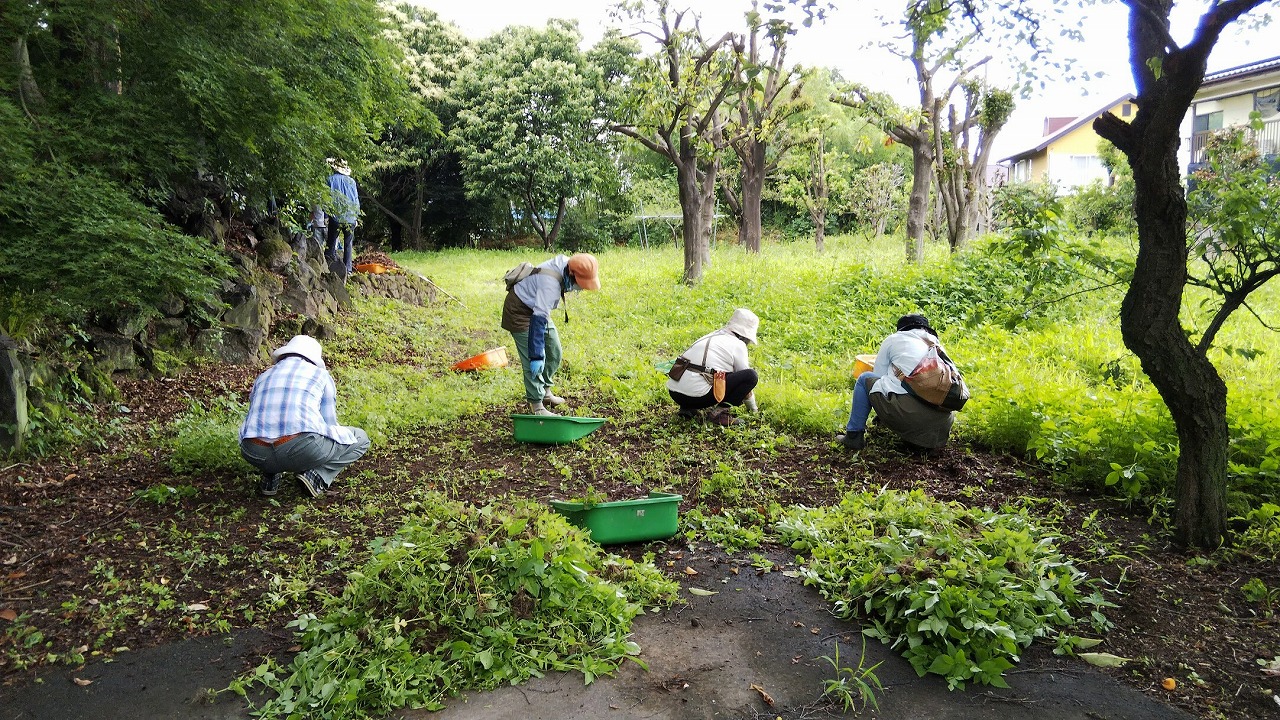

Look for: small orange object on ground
[1161,678,1177,691]
[451,347,509,372]
[852,354,876,377]
[354,263,387,274]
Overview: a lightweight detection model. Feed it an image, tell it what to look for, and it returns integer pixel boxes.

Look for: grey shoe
[835,431,865,451]
[259,474,281,497]
[528,401,558,417]
[297,471,326,498]
[542,392,566,407]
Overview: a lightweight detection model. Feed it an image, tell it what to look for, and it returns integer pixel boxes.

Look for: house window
[1192,110,1224,133]
[1191,110,1224,164]
[1256,89,1280,119]
[1122,103,1132,117]
[1057,155,1106,189]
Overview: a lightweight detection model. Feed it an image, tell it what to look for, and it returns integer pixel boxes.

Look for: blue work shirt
[327,173,360,225]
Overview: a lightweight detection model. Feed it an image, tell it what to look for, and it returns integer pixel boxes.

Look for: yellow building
[1000,95,1136,190]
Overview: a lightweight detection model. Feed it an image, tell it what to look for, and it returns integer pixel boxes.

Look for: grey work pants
[239,430,370,488]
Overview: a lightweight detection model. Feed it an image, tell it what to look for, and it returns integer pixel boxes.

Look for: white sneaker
[528,402,558,417]
[542,392,566,407]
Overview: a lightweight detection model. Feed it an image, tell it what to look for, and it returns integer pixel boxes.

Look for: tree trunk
[740,142,766,253]
[905,143,932,263]
[677,158,706,284]
[12,37,45,113]
[698,158,718,268]
[1125,144,1229,549]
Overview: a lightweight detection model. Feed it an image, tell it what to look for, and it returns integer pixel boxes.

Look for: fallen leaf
[792,621,805,628]
[73,678,93,686]
[64,473,77,481]
[75,645,89,654]
[688,587,718,596]
[791,655,802,664]
[6,571,26,580]
[781,570,801,578]
[684,567,699,576]
[731,567,740,575]
[749,683,775,706]
[1075,638,1103,649]
[0,609,17,622]
[185,603,209,612]
[1079,652,1130,668]
[2,555,16,566]
[810,627,820,634]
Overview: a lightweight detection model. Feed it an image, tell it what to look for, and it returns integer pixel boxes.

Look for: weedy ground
[2,236,1278,719]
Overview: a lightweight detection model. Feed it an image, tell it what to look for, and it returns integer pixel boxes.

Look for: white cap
[723,308,759,344]
[271,335,325,369]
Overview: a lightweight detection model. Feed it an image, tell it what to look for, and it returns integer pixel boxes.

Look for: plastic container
[853,354,877,377]
[355,263,387,274]
[451,347,509,372]
[511,414,606,444]
[550,491,683,544]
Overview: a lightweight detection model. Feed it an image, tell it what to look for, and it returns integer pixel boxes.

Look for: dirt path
[1,547,1191,720]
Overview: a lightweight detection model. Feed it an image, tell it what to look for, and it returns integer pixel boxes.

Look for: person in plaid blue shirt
[239,335,369,497]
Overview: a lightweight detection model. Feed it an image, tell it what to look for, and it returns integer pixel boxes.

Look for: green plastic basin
[511,414,607,444]
[550,492,683,544]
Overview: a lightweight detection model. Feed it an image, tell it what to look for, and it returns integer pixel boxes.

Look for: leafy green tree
[367,4,465,250]
[934,80,1014,250]
[2,0,412,327]
[1092,0,1274,549]
[450,21,615,250]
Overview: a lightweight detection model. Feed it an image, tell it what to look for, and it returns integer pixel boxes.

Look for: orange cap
[567,253,600,290]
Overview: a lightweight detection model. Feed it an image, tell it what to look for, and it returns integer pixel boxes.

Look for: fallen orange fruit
[1161,677,1177,691]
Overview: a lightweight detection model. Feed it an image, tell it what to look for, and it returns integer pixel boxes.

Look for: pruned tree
[1092,0,1274,549]
[719,3,811,253]
[934,78,1014,250]
[610,0,742,284]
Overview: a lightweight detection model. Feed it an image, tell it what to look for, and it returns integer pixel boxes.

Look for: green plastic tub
[550,491,683,544]
[511,414,607,444]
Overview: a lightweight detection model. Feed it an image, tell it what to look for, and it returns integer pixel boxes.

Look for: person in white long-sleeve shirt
[836,314,955,452]
[666,308,760,426]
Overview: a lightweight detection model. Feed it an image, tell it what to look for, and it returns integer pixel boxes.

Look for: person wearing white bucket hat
[324,159,360,276]
[665,308,760,426]
[239,335,370,498]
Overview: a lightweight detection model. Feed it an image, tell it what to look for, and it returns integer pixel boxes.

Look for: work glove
[744,392,758,413]
[527,359,545,377]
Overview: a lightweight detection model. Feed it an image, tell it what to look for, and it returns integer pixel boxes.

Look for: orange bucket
[852,354,876,377]
[451,346,509,372]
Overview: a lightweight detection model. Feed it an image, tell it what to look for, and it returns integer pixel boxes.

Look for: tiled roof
[1203,55,1280,86]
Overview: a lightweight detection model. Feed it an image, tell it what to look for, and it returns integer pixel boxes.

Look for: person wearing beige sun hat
[501,253,601,415]
[665,308,760,426]
[239,335,370,498]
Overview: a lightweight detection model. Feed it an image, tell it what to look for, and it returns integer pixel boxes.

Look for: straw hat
[328,158,352,176]
[567,253,600,290]
[723,308,759,344]
[271,335,325,369]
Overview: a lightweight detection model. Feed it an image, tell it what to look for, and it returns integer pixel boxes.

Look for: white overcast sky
[410,0,1275,159]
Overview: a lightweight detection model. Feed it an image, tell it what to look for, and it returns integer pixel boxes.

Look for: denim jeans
[510,326,563,403]
[239,429,370,488]
[327,221,356,273]
[846,372,882,432]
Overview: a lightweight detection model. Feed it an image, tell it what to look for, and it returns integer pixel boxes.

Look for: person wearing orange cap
[501,253,601,415]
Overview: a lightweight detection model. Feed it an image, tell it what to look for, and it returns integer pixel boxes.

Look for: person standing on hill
[666,308,760,426]
[239,335,370,498]
[836,313,955,453]
[325,160,360,275]
[501,254,601,416]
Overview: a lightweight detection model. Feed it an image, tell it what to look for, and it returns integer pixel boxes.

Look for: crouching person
[667,309,760,427]
[239,335,370,498]
[836,314,954,453]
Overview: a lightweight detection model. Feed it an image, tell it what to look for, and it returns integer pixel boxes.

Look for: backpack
[503,262,561,291]
[893,337,970,411]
